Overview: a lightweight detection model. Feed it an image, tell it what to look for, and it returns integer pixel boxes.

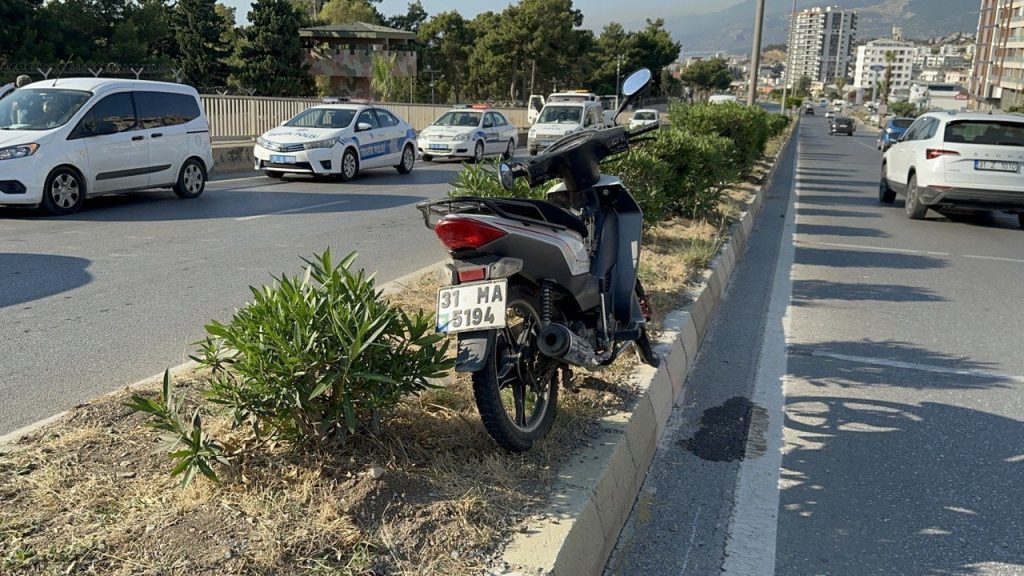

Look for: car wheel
[265,170,285,179]
[904,174,928,220]
[41,167,85,215]
[878,165,896,204]
[473,140,485,163]
[422,154,433,162]
[340,148,359,182]
[173,158,206,199]
[395,144,415,174]
[503,139,515,160]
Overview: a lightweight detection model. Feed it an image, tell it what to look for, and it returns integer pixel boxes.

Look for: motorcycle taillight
[434,217,506,251]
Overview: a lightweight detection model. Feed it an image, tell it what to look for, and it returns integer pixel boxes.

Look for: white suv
[880,111,1024,227]
[0,78,214,215]
[527,100,606,156]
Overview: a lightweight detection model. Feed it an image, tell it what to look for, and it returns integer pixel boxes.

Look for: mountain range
[651,0,981,55]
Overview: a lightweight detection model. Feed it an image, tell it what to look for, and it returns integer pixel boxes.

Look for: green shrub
[647,128,740,219]
[667,102,774,171]
[449,158,548,200]
[604,147,674,229]
[767,114,791,138]
[192,251,454,449]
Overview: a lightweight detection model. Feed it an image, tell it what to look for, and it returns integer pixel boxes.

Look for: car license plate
[428,144,449,150]
[975,160,1018,172]
[436,279,507,334]
[270,154,296,164]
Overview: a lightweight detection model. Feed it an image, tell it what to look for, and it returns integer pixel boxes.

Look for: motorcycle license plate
[436,280,507,334]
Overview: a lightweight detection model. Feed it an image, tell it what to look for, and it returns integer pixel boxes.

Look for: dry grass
[0,129,791,575]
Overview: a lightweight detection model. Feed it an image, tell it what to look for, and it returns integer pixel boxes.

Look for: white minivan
[0,78,214,215]
[527,100,607,156]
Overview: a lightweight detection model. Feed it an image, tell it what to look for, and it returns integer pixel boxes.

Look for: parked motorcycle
[416,69,661,452]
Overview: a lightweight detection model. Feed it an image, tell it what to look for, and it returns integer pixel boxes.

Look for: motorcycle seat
[500,199,588,238]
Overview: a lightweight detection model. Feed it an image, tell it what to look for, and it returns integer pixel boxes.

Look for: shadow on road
[797,207,881,219]
[0,253,92,309]
[797,194,881,208]
[2,191,427,222]
[777,395,1024,575]
[796,223,891,238]
[795,247,947,270]
[791,279,945,307]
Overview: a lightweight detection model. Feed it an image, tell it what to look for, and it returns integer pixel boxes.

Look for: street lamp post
[423,65,444,105]
[780,0,798,116]
[615,55,624,110]
[747,0,766,106]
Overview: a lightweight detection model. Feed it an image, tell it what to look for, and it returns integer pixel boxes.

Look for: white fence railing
[200,95,530,142]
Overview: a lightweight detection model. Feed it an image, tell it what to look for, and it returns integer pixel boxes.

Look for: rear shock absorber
[540,280,553,327]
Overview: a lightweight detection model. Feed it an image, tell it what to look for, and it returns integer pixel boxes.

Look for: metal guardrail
[200,95,530,142]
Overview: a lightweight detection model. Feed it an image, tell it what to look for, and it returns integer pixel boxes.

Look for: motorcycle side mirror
[616,68,652,121]
[498,162,514,191]
[622,68,652,98]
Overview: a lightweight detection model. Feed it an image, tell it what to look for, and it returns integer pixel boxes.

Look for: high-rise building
[970,0,1024,109]
[786,6,858,86]
[853,39,915,98]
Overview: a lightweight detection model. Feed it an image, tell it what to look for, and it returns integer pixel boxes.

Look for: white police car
[417,106,518,163]
[254,104,416,181]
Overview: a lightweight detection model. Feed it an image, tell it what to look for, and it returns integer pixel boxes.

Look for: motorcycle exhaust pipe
[537,323,600,369]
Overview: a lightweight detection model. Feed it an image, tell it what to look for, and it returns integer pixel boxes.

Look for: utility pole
[780,0,798,115]
[423,65,444,105]
[615,55,624,109]
[747,0,766,106]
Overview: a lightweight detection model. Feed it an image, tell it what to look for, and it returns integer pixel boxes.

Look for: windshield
[285,108,355,129]
[892,119,914,129]
[635,112,656,120]
[0,88,92,131]
[538,106,582,124]
[944,120,1024,147]
[433,111,482,127]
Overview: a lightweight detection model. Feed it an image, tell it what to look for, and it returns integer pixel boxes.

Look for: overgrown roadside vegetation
[0,104,792,575]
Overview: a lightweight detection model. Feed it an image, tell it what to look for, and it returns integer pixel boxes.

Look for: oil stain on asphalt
[680,396,768,462]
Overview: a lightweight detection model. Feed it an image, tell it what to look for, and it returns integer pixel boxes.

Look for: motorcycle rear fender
[455,330,495,373]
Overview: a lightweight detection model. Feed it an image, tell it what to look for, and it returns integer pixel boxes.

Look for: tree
[796,74,811,98]
[632,18,681,94]
[318,0,380,24]
[589,22,642,96]
[386,0,427,33]
[417,11,474,103]
[834,76,846,99]
[660,67,682,97]
[680,58,732,102]
[172,0,232,88]
[889,101,918,117]
[882,50,896,104]
[369,52,397,101]
[236,0,312,96]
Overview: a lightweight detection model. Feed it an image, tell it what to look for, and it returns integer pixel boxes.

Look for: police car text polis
[254,103,417,181]
[416,105,518,162]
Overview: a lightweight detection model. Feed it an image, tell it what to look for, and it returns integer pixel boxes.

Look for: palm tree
[882,50,897,104]
[370,52,398,102]
[835,77,846,101]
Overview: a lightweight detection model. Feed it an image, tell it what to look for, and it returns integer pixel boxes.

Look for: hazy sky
[224,0,734,28]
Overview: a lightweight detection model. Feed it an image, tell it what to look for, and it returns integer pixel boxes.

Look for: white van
[708,94,739,105]
[0,78,214,215]
[527,100,607,155]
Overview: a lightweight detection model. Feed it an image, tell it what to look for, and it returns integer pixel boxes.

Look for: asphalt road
[0,157,477,435]
[607,115,1024,575]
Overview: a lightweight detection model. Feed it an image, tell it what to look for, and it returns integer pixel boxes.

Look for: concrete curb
[490,120,799,576]
[0,260,450,449]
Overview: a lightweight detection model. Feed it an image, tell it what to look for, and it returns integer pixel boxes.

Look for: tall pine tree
[172,0,231,89]
[236,0,313,97]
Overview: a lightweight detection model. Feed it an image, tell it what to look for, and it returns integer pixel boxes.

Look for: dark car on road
[876,116,914,151]
[829,116,854,136]
[804,105,815,115]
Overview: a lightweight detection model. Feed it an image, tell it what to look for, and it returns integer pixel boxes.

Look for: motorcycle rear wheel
[472,284,562,452]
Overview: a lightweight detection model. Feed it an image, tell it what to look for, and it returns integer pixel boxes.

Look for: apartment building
[786,6,858,85]
[853,39,915,96]
[970,0,1024,109]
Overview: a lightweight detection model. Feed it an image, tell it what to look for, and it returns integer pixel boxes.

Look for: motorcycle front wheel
[472,284,562,452]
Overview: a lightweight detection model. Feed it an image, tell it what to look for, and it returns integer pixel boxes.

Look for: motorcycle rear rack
[416,196,570,232]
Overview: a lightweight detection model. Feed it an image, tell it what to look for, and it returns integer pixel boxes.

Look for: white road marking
[234,198,355,222]
[794,239,950,257]
[802,350,1024,384]
[720,115,800,576]
[679,505,702,574]
[963,254,1024,265]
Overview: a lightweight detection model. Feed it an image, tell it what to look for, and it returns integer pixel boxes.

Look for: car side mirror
[498,162,514,191]
[279,120,287,126]
[356,122,373,132]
